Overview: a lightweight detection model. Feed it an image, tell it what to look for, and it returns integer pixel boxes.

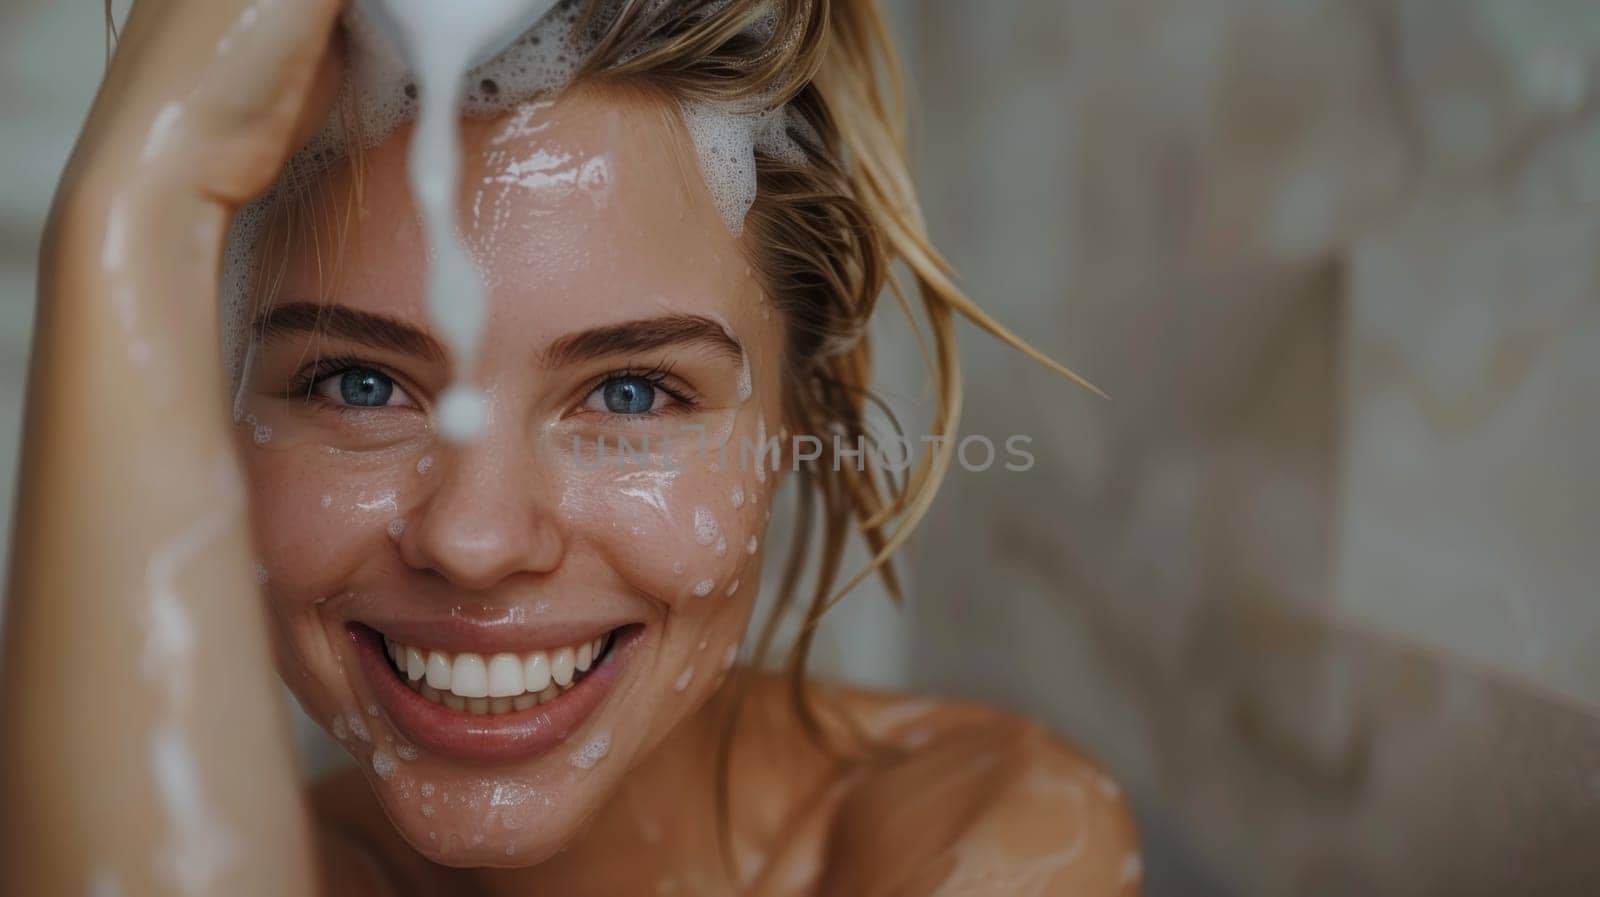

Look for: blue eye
[314,367,405,407]
[340,369,394,406]
[601,376,657,414]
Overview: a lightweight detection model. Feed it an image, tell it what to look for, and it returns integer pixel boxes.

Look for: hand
[63,0,346,211]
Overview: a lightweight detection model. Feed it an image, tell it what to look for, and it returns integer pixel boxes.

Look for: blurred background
[4,1,1600,895]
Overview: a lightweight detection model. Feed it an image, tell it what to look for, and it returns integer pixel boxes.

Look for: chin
[367,765,602,867]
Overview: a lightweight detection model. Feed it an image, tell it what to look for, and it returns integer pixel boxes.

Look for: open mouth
[381,630,615,714]
[348,622,640,765]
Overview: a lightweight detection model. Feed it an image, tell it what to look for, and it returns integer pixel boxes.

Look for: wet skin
[242,86,1141,894]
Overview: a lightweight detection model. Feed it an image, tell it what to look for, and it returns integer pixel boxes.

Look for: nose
[399,435,566,591]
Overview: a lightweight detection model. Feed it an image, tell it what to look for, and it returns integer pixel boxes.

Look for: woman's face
[237,87,783,866]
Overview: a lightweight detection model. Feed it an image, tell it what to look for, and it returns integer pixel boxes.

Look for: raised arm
[1,2,344,893]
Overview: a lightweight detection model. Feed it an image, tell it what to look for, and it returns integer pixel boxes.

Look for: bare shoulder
[307,768,459,897]
[820,686,1142,897]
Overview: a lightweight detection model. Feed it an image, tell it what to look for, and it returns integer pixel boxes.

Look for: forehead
[276,86,756,336]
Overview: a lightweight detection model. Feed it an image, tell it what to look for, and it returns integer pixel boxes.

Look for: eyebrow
[254,302,447,363]
[540,314,745,367]
[255,303,744,368]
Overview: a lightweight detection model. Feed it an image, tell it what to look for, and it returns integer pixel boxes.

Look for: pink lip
[349,623,639,766]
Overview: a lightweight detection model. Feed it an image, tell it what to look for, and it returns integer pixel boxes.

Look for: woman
[1,0,1138,893]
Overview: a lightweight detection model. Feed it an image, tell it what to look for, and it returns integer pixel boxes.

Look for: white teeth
[426,651,452,690]
[487,654,523,698]
[552,647,576,687]
[385,630,617,711]
[451,654,489,698]
[525,652,551,694]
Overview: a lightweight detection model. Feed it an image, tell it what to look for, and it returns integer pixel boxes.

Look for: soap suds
[693,506,720,546]
[371,749,398,781]
[568,732,611,769]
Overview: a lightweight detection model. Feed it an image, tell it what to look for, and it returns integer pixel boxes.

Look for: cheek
[552,415,775,611]
[240,437,423,605]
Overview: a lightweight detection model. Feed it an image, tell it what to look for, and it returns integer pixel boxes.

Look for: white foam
[692,505,720,546]
[371,748,398,781]
[568,731,611,769]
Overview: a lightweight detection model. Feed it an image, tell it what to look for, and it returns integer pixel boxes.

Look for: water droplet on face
[366,704,381,718]
[253,561,270,585]
[421,803,435,817]
[725,579,739,596]
[331,715,348,741]
[420,782,436,798]
[714,536,728,557]
[416,455,434,475]
[252,423,273,445]
[320,494,334,509]
[731,486,744,509]
[674,667,694,692]
[568,732,611,769]
[396,743,419,761]
[672,561,685,575]
[388,518,407,540]
[692,579,715,597]
[746,535,758,555]
[692,506,720,546]
[372,749,398,780]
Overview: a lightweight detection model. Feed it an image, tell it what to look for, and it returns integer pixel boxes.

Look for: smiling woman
[2,1,1135,895]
